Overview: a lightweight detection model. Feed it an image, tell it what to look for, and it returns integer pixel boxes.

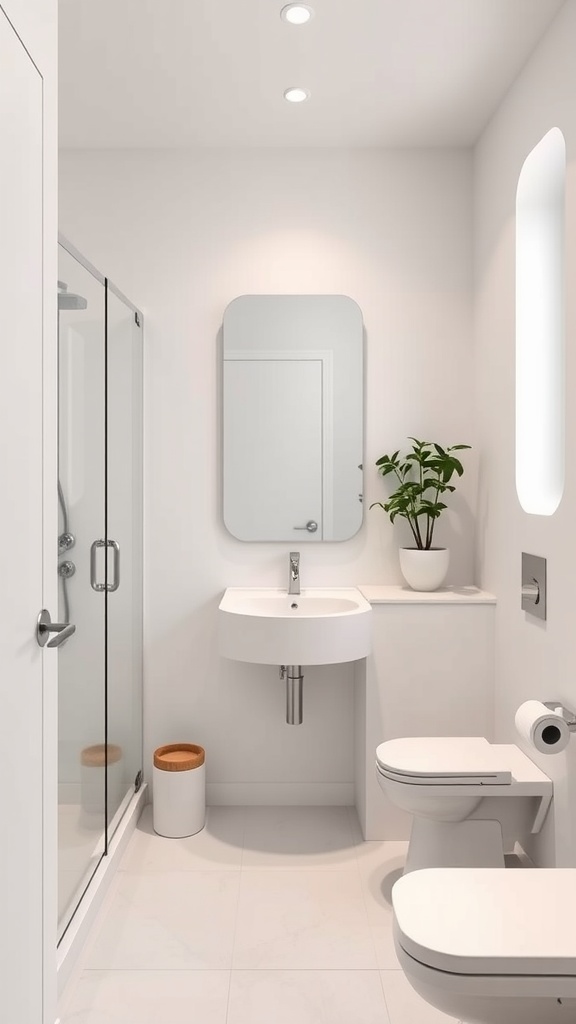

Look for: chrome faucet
[289,551,300,595]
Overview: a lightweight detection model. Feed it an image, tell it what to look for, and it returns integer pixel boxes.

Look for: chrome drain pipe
[280,665,304,725]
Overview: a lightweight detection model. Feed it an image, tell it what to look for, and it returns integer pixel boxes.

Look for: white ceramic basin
[218,587,372,666]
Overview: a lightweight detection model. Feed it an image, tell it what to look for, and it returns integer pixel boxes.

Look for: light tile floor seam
[378,968,394,1023]
[348,837,383,973]
[348,810,384,971]
[226,845,247,1018]
[58,806,458,1022]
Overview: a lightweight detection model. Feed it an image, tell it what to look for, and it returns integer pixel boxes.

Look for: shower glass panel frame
[105,279,144,840]
[57,235,143,944]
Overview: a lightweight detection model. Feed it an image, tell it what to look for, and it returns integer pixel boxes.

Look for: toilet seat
[376,737,513,785]
[393,868,576,977]
[375,739,553,844]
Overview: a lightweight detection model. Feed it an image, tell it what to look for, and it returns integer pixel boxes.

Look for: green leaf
[370,437,470,531]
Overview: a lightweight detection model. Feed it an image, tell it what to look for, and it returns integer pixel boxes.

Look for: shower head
[58,280,87,310]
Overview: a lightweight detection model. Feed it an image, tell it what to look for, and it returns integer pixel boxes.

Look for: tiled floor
[58,805,460,1023]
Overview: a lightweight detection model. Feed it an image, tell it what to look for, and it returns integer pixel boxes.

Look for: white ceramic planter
[399,547,450,592]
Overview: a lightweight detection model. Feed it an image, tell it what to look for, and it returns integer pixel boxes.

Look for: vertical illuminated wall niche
[516,127,566,515]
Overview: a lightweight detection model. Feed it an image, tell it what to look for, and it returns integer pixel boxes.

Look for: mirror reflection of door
[223,354,324,540]
[222,295,363,542]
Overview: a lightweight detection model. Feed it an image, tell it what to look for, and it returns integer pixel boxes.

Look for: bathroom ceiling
[59,0,565,149]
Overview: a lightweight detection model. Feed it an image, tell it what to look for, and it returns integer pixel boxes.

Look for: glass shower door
[57,244,106,941]
[106,282,143,834]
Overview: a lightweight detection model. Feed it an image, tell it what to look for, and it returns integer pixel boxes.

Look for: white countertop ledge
[358,585,496,604]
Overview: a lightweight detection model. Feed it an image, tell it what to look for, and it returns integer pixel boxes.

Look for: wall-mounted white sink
[218,587,372,666]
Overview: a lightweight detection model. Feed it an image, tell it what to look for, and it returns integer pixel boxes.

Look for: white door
[0,9,48,1022]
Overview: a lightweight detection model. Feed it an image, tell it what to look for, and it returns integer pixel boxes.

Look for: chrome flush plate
[521,552,547,621]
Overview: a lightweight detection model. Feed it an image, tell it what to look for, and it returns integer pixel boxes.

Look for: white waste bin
[153,743,206,838]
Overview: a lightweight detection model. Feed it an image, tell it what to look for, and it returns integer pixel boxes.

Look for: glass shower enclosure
[57,236,143,943]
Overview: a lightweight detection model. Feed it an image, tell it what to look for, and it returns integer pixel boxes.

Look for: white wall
[59,148,476,802]
[474,0,576,865]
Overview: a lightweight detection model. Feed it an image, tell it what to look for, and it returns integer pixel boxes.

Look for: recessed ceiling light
[280,4,314,25]
[283,87,310,103]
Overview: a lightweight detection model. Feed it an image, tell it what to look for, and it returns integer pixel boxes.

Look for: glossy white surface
[219,587,372,665]
[58,805,460,1023]
[395,937,576,1024]
[374,741,552,870]
[376,737,512,781]
[375,741,552,817]
[394,868,576,976]
[376,772,483,823]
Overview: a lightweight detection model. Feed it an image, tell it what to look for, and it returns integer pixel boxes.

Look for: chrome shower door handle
[36,609,76,648]
[293,520,318,533]
[90,539,121,592]
[108,539,120,593]
[90,539,106,592]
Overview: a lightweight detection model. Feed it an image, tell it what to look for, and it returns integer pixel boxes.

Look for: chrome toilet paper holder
[543,702,576,731]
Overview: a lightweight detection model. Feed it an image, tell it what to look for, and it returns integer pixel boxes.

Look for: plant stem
[407,517,421,548]
[414,457,424,548]
[428,478,442,548]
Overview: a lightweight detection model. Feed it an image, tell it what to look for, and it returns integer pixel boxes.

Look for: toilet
[376,737,552,871]
[392,867,576,1024]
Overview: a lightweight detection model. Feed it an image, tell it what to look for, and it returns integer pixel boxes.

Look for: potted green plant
[370,437,471,591]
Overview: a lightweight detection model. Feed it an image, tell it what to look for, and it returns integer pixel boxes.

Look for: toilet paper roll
[515,700,570,754]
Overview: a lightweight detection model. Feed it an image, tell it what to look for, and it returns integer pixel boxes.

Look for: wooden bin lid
[81,743,123,768]
[154,743,205,772]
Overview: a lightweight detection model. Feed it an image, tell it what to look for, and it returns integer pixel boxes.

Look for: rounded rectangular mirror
[222,294,364,541]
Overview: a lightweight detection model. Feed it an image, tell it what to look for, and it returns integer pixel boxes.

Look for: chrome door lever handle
[293,520,318,532]
[36,609,76,648]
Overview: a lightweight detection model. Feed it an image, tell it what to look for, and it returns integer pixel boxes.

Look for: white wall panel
[474,0,575,865]
[59,148,476,802]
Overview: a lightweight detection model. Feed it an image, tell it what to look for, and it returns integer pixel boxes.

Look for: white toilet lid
[376,737,512,784]
[393,868,576,976]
